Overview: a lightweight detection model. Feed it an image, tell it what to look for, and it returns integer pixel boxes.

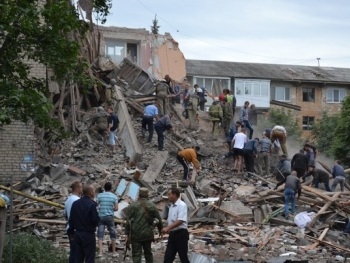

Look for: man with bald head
[68,185,99,263]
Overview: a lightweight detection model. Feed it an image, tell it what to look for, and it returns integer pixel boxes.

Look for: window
[326,88,346,103]
[235,80,269,96]
[271,87,290,101]
[302,116,314,130]
[302,88,315,102]
[193,77,230,96]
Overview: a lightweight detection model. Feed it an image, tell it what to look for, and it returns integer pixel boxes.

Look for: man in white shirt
[232,127,248,174]
[162,188,190,263]
[64,181,83,263]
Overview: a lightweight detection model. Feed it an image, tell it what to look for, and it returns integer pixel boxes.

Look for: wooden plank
[301,185,333,202]
[185,186,199,209]
[309,192,341,227]
[303,227,329,251]
[141,151,168,183]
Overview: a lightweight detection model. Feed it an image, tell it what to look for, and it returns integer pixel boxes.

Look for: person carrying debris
[240,101,254,139]
[96,182,119,258]
[125,188,163,263]
[162,187,190,263]
[208,97,223,136]
[88,106,109,140]
[302,165,331,191]
[154,112,173,151]
[68,185,99,262]
[176,146,201,181]
[274,170,301,219]
[107,107,119,153]
[142,101,159,142]
[64,181,83,263]
[270,125,288,156]
[331,160,346,191]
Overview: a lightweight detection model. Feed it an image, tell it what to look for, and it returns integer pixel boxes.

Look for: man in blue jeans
[142,101,159,142]
[97,182,119,258]
[154,113,173,151]
[274,170,301,219]
[107,107,119,153]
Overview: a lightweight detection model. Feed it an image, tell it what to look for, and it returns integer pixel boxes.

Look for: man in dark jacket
[68,185,99,263]
[291,150,309,178]
[243,138,259,173]
[303,165,331,192]
[274,154,291,182]
[125,188,163,263]
[154,113,173,151]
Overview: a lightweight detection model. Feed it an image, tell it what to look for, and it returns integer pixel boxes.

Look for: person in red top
[176,146,201,181]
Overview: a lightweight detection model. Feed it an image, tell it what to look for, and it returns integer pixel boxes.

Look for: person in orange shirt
[176,146,201,181]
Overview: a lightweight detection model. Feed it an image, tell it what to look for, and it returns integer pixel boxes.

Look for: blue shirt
[332,164,345,178]
[240,107,249,121]
[144,104,158,117]
[97,192,118,217]
[260,138,271,152]
[244,139,258,153]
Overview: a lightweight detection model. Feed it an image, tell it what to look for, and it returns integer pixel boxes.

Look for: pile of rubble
[2,60,350,263]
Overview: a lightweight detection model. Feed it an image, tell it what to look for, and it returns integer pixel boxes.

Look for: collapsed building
[1,56,350,263]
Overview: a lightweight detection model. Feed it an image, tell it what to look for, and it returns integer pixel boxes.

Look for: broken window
[302,116,314,130]
[302,88,315,102]
[127,43,138,64]
[105,39,125,64]
[326,88,346,103]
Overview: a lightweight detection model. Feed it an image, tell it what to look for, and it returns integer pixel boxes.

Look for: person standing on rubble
[331,160,346,192]
[224,121,243,158]
[274,170,301,219]
[242,137,259,173]
[221,97,233,136]
[291,149,309,178]
[182,84,191,119]
[125,188,163,263]
[64,181,83,263]
[240,101,254,139]
[107,107,119,153]
[163,187,190,263]
[303,143,315,166]
[155,79,171,116]
[142,101,159,143]
[256,131,272,176]
[68,185,99,263]
[89,106,109,140]
[274,154,291,182]
[270,125,288,156]
[232,127,247,174]
[154,112,173,151]
[208,97,223,136]
[96,182,119,258]
[177,146,201,181]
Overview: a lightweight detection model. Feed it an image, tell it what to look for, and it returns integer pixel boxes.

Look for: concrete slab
[141,151,168,183]
[221,200,253,218]
[233,185,256,196]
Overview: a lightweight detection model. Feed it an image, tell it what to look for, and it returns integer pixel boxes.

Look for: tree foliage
[151,14,160,34]
[311,111,340,157]
[331,96,350,165]
[0,0,111,132]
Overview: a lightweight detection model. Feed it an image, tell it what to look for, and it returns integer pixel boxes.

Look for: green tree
[331,96,350,165]
[0,0,111,132]
[311,111,340,157]
[151,14,160,34]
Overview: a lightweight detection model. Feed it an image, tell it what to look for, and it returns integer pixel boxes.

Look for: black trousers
[164,229,190,263]
[155,125,164,150]
[293,168,306,178]
[73,231,96,263]
[176,155,189,180]
[243,149,255,173]
[142,116,154,142]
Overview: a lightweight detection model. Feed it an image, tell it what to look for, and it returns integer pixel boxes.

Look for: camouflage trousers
[131,240,153,263]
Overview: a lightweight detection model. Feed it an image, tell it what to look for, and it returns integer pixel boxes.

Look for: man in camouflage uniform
[221,97,233,136]
[88,106,108,139]
[125,188,163,263]
[208,97,223,136]
[155,80,170,116]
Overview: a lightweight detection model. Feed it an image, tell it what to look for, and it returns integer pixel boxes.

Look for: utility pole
[317,58,321,67]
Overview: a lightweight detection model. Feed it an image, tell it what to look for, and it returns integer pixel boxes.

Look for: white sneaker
[112,253,119,258]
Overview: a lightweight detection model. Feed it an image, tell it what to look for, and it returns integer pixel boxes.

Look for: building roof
[186,60,350,84]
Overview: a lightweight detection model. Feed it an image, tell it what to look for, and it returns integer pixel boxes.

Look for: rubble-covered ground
[4,102,350,263]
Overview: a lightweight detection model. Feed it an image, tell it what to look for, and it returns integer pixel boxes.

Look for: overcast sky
[102,0,350,68]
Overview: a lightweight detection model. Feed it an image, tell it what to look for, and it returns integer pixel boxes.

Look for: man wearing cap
[125,188,163,263]
[274,154,291,182]
[89,106,108,140]
[194,84,206,111]
[270,125,288,156]
[274,171,301,219]
[208,97,223,136]
[142,101,159,142]
[303,165,331,191]
[291,149,309,178]
[163,187,190,263]
[177,146,201,181]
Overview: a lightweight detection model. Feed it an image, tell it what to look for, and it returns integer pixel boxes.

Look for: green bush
[3,233,68,263]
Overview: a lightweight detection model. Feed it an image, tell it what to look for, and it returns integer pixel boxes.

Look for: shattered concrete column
[114,85,142,162]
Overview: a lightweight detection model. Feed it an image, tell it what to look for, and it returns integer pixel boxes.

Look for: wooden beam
[309,192,340,227]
